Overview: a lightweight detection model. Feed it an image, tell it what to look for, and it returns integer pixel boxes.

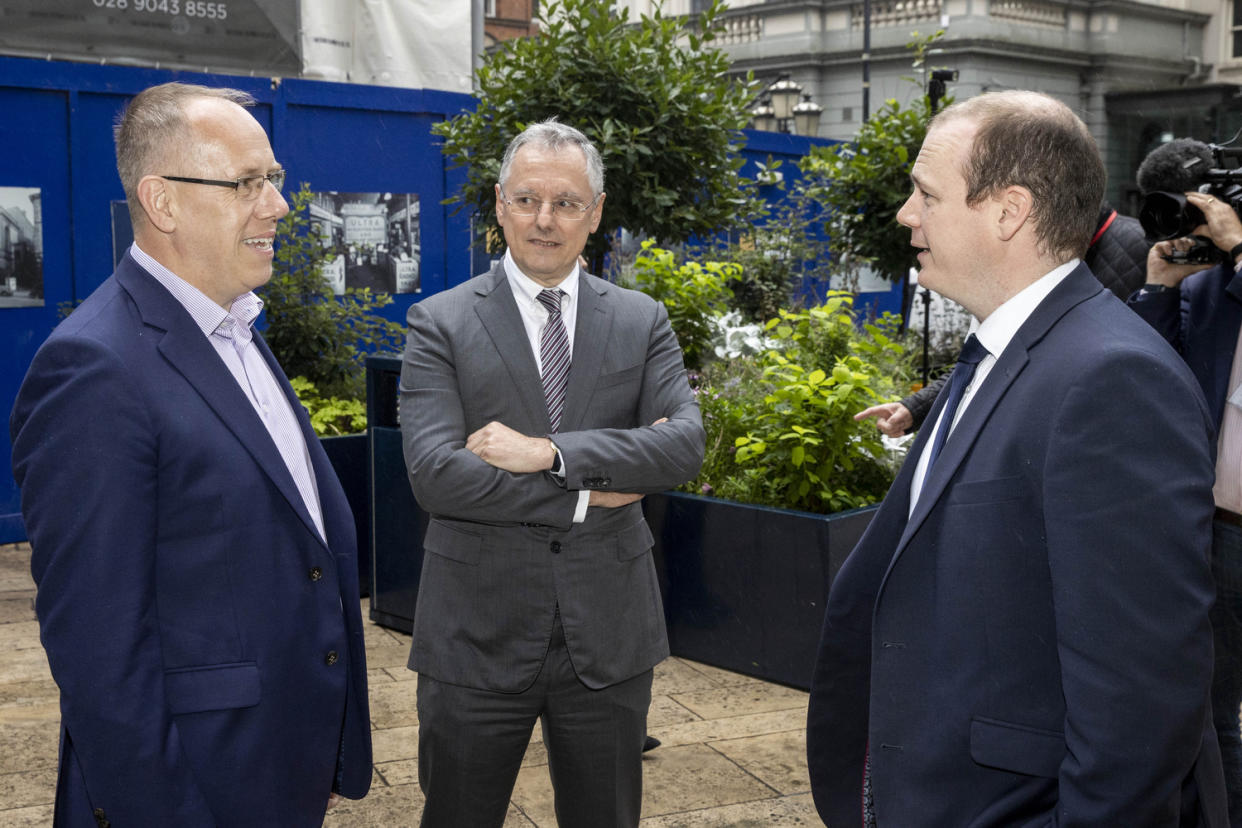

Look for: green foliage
[432,0,758,266]
[689,157,833,323]
[289,377,368,437]
[625,240,735,371]
[261,183,405,403]
[688,294,913,514]
[798,32,947,283]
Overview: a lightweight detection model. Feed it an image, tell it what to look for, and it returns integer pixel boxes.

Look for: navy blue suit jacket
[808,265,1226,826]
[10,254,372,826]
[1128,261,1242,432]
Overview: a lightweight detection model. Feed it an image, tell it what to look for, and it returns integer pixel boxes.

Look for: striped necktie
[537,288,571,432]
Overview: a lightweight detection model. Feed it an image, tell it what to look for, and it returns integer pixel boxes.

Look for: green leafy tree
[261,183,405,404]
[798,33,948,289]
[433,0,758,270]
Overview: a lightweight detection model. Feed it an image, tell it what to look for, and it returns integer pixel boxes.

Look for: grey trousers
[416,612,653,828]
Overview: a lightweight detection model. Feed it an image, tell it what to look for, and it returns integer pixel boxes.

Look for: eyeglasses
[499,185,601,221]
[161,169,287,200]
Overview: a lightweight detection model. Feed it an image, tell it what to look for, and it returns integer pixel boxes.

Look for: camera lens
[1139,191,1206,241]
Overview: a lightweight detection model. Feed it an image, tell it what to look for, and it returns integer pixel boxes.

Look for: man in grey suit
[399,120,705,827]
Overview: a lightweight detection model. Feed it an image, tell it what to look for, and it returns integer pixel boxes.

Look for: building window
[485,0,497,16]
[1233,0,1242,58]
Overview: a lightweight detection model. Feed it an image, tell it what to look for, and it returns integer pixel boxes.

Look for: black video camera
[1139,143,1242,243]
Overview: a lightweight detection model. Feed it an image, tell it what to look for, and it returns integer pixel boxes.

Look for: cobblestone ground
[0,542,819,826]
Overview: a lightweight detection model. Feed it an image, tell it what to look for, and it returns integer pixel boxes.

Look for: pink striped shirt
[130,243,325,541]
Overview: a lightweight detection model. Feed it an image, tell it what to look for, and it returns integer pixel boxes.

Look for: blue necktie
[925,333,989,470]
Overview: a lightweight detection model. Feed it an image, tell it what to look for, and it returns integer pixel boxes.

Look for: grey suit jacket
[399,262,705,691]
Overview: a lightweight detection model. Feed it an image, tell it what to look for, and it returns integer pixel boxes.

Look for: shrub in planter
[624,240,736,371]
[289,377,368,438]
[262,183,405,407]
[689,293,913,513]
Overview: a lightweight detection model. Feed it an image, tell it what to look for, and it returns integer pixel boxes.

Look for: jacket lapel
[116,256,328,548]
[890,263,1102,564]
[561,273,613,433]
[253,331,338,550]
[473,263,551,433]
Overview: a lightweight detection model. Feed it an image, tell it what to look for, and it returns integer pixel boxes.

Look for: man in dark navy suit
[10,82,371,826]
[807,91,1226,826]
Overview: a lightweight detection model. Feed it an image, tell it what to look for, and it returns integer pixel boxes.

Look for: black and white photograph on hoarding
[308,191,420,295]
[0,186,44,308]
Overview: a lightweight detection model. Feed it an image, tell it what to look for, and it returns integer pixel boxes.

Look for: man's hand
[854,402,913,437]
[589,491,644,508]
[1147,239,1211,288]
[1186,191,1242,259]
[466,421,555,473]
[327,793,343,811]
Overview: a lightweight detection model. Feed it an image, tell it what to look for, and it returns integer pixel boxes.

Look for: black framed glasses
[499,185,601,220]
[161,169,287,200]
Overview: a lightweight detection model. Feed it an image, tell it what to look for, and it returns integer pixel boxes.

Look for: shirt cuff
[572,490,589,523]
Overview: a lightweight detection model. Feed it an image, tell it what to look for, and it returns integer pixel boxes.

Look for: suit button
[325,650,339,666]
[309,566,323,581]
[550,541,562,554]
[93,809,110,828]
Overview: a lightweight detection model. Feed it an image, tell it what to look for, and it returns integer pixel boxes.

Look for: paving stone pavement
[0,542,820,826]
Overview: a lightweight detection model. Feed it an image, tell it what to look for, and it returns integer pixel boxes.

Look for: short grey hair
[114,82,255,224]
[498,119,605,197]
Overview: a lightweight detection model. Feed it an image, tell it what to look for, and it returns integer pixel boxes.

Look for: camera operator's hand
[1147,238,1213,287]
[1185,191,1242,265]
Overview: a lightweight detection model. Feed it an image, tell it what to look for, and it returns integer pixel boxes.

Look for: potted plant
[626,243,915,690]
[263,184,405,593]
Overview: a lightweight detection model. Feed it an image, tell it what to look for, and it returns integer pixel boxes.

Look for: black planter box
[321,432,370,597]
[645,491,875,691]
[366,355,424,632]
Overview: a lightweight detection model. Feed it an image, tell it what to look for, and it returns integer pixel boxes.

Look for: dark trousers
[1212,520,1242,827]
[416,613,652,828]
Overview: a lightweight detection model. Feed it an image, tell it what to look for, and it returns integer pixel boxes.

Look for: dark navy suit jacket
[808,265,1227,826]
[10,253,372,826]
[1128,261,1242,432]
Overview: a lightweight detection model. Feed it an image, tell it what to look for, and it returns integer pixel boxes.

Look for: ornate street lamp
[750,100,777,132]
[792,94,824,137]
[750,74,823,135]
[768,74,802,121]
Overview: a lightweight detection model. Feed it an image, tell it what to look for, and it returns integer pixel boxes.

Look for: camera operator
[1129,187,1242,826]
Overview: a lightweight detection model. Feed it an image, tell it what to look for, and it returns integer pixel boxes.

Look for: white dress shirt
[503,249,590,522]
[1212,258,1242,513]
[909,259,1080,513]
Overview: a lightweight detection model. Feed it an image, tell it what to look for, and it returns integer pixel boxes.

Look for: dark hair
[114,82,255,224]
[934,91,1105,261]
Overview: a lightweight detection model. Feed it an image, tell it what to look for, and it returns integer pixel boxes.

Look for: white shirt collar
[502,249,580,307]
[973,259,1079,360]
